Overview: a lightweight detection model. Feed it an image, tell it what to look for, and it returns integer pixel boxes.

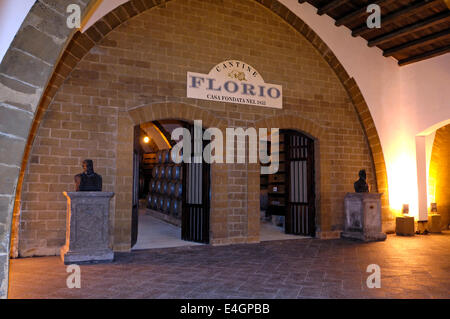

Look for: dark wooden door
[131,150,139,247]
[284,130,315,236]
[181,124,210,243]
[131,125,141,248]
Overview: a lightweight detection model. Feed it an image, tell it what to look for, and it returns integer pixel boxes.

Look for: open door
[181,123,210,243]
[285,130,315,236]
[131,126,140,248]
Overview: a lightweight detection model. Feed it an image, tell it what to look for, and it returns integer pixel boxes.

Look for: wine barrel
[165,165,172,179]
[152,166,159,178]
[151,195,158,209]
[166,149,174,163]
[170,199,182,217]
[170,199,176,216]
[163,197,171,213]
[162,180,168,194]
[174,181,182,198]
[147,193,153,209]
[155,180,162,193]
[156,150,163,163]
[159,166,165,179]
[161,150,170,164]
[172,165,182,180]
[149,179,156,193]
[167,181,175,197]
[158,196,164,211]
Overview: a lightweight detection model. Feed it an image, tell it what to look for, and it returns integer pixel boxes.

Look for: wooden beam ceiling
[399,44,450,65]
[368,11,450,47]
[299,0,450,65]
[383,28,450,57]
[317,0,348,16]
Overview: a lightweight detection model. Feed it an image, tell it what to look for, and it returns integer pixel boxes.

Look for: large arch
[428,124,450,229]
[0,0,389,298]
[126,102,230,244]
[252,114,331,238]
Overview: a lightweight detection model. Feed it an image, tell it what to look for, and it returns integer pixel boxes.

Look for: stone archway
[0,0,100,298]
[125,102,230,245]
[252,114,332,239]
[428,124,450,229]
[0,0,389,298]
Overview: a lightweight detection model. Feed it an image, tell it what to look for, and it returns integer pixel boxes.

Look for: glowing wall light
[143,136,150,144]
[386,152,419,219]
[402,204,409,215]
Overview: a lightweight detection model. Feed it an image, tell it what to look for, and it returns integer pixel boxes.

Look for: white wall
[81,0,129,31]
[0,0,35,64]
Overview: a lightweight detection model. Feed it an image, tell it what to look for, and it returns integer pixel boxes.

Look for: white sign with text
[187,60,282,109]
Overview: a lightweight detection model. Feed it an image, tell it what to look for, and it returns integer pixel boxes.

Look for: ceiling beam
[383,28,450,57]
[368,11,450,47]
[335,0,388,26]
[317,0,347,16]
[398,45,450,66]
[352,0,441,37]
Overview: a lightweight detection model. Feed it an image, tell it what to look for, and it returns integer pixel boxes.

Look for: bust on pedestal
[341,170,387,242]
[61,160,114,264]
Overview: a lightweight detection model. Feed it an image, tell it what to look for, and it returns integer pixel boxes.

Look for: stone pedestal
[61,191,114,264]
[427,214,442,233]
[395,216,415,236]
[341,193,386,242]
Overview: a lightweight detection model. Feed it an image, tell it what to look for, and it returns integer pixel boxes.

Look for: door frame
[284,129,316,237]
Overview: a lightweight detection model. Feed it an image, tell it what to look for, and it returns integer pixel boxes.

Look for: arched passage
[126,102,229,246]
[428,124,450,230]
[254,114,329,238]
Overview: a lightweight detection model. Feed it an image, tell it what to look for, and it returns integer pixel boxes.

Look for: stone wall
[16,0,377,256]
[429,124,450,229]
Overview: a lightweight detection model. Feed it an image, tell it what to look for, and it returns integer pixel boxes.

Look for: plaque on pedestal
[341,193,387,242]
[61,191,115,264]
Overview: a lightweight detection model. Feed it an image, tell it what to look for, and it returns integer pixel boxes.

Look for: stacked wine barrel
[147,149,183,218]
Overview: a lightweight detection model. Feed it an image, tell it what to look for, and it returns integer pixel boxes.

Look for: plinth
[428,214,442,233]
[61,191,114,264]
[341,193,387,242]
[395,216,415,236]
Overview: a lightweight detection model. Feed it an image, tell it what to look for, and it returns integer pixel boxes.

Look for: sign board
[187,60,282,109]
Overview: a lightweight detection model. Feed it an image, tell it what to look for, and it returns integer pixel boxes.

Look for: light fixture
[430,203,437,213]
[402,204,409,215]
[143,136,150,144]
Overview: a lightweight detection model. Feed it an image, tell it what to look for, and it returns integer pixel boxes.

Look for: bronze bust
[354,169,369,193]
[75,159,102,191]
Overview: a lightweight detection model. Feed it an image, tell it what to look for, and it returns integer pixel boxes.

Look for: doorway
[131,120,211,250]
[260,129,315,240]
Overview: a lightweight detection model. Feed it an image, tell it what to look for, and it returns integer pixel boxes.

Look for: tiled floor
[259,221,309,241]
[8,231,450,299]
[133,211,202,250]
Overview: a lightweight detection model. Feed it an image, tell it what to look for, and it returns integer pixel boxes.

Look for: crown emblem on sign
[228,70,247,81]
